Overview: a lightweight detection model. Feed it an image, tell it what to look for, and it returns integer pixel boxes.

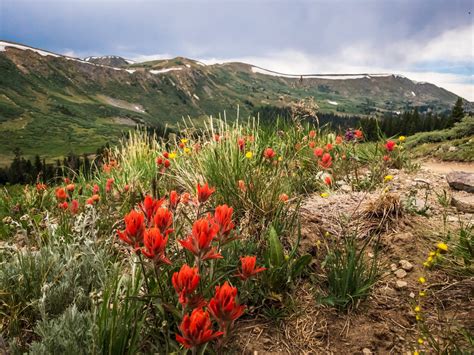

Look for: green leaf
[291,254,312,278]
[267,225,285,268]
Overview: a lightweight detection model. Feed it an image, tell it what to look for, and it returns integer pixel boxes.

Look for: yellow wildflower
[414,305,421,312]
[419,291,426,297]
[423,261,430,268]
[415,314,422,321]
[418,277,426,284]
[384,175,394,182]
[184,147,191,154]
[417,338,424,345]
[320,192,329,198]
[180,138,188,144]
[324,231,330,238]
[245,151,253,159]
[436,242,448,252]
[414,350,420,355]
[278,156,283,162]
[169,152,177,159]
[427,256,433,262]
[429,251,436,257]
[398,136,406,142]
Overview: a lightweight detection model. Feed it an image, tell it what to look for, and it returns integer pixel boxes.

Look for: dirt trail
[420,159,474,174]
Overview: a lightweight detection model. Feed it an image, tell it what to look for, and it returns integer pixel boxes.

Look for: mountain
[0,40,467,164]
[84,55,133,67]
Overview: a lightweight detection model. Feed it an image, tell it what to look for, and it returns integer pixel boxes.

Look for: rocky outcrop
[446,172,474,193]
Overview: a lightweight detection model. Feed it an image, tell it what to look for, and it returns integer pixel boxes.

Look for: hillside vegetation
[0,41,465,162]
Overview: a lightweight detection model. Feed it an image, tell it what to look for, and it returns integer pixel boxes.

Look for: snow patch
[186,64,191,68]
[327,100,338,106]
[411,91,416,97]
[251,67,391,80]
[149,67,183,74]
[0,41,60,57]
[134,105,145,113]
[193,94,200,100]
[126,69,136,74]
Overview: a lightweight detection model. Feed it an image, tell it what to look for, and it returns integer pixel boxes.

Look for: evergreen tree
[450,97,464,125]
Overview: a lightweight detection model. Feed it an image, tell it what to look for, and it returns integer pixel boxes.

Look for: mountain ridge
[0,40,469,163]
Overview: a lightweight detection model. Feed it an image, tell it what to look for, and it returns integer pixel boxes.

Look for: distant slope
[0,40,467,163]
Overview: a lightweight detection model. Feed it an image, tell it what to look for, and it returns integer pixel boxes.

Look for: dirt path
[420,159,474,174]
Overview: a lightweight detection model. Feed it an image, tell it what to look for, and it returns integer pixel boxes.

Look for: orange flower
[181,192,191,204]
[172,264,201,306]
[117,210,145,249]
[319,153,332,169]
[140,195,165,224]
[213,205,235,242]
[295,143,302,151]
[169,190,180,210]
[106,178,114,193]
[91,194,100,202]
[308,141,316,149]
[176,308,223,349]
[58,201,68,210]
[237,138,246,151]
[142,227,171,265]
[238,180,246,192]
[236,256,266,280]
[55,187,67,201]
[309,130,316,139]
[385,140,396,152]
[383,155,390,162]
[325,143,333,151]
[208,282,245,330]
[214,134,220,142]
[153,207,173,234]
[36,183,47,192]
[93,184,100,194]
[70,199,79,214]
[313,147,324,157]
[354,129,363,139]
[263,147,276,160]
[66,183,75,192]
[197,183,215,204]
[335,135,343,144]
[279,193,289,202]
[179,218,222,261]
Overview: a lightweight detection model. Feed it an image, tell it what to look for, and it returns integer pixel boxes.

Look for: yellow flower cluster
[423,242,448,268]
[384,175,394,183]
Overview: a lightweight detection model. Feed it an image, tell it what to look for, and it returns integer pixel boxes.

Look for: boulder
[451,194,474,213]
[446,171,474,193]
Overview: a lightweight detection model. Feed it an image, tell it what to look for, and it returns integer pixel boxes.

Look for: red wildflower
[263,147,276,160]
[326,143,333,151]
[237,138,245,151]
[58,201,68,210]
[36,183,47,192]
[383,155,390,162]
[70,199,79,214]
[93,184,100,194]
[214,134,220,142]
[179,218,222,261]
[236,256,266,280]
[156,157,163,165]
[208,282,245,329]
[213,205,235,241]
[172,264,201,306]
[295,143,302,151]
[314,147,324,157]
[309,130,316,139]
[124,184,130,193]
[117,210,145,248]
[64,177,71,184]
[385,140,396,152]
[335,135,343,144]
[308,141,316,149]
[91,194,100,203]
[140,195,165,224]
[319,153,333,169]
[238,180,246,192]
[181,192,191,204]
[66,184,75,192]
[355,129,364,139]
[196,183,215,204]
[153,207,173,233]
[169,190,180,210]
[164,159,171,168]
[279,193,289,202]
[324,176,332,185]
[55,188,67,201]
[163,151,170,159]
[179,142,185,149]
[141,227,171,265]
[106,178,114,193]
[176,308,223,349]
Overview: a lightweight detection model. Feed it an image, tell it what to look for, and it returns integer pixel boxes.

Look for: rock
[451,194,474,213]
[394,269,407,278]
[396,280,408,289]
[340,184,352,193]
[447,215,459,222]
[362,348,372,355]
[448,146,458,152]
[399,259,413,271]
[393,232,414,243]
[409,292,415,298]
[390,263,398,271]
[446,171,474,193]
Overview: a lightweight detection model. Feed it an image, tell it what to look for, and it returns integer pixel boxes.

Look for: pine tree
[451,97,464,125]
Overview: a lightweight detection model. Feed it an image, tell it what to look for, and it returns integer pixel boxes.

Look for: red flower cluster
[156,152,171,170]
[197,183,215,204]
[319,153,333,169]
[208,282,245,331]
[236,256,266,280]
[263,147,276,160]
[179,218,222,261]
[176,308,223,349]
[385,140,396,152]
[117,210,145,249]
[172,264,201,307]
[142,228,171,265]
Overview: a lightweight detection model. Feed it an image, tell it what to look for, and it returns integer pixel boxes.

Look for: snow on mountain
[0,41,60,57]
[150,67,183,74]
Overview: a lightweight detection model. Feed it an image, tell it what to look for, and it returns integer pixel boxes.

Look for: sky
[1,0,473,100]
